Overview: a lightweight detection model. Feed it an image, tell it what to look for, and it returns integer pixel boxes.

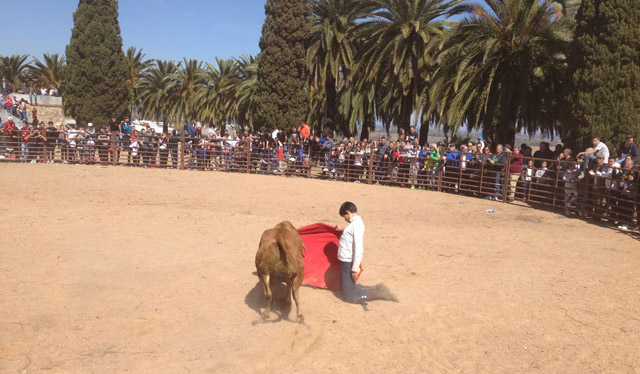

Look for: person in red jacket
[507,145,524,202]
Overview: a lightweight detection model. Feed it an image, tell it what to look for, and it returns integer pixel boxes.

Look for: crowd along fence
[1,132,638,228]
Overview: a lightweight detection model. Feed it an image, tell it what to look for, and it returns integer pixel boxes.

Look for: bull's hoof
[261,311,270,319]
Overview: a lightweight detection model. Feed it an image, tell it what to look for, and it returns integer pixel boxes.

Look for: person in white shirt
[336,202,399,307]
[577,137,609,179]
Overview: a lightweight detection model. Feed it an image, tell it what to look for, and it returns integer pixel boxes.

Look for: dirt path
[1,164,638,373]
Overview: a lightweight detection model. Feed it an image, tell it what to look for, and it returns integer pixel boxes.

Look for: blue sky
[0,0,266,63]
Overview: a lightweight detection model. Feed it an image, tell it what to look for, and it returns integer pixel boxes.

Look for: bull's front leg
[259,273,272,319]
[291,273,304,323]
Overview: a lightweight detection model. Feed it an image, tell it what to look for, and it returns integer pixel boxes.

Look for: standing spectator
[552,143,564,159]
[148,127,158,167]
[617,134,637,164]
[31,108,38,126]
[533,142,553,167]
[20,121,31,162]
[168,129,179,168]
[562,158,579,216]
[59,125,70,163]
[486,144,507,200]
[158,132,169,167]
[121,117,132,164]
[407,126,418,143]
[129,130,140,166]
[522,159,535,199]
[45,121,58,163]
[18,100,28,123]
[108,116,121,163]
[321,133,335,173]
[507,145,523,202]
[29,84,38,106]
[96,127,111,165]
[1,77,6,94]
[85,123,97,163]
[139,128,150,167]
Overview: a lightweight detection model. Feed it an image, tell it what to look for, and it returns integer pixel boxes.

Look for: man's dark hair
[339,201,357,216]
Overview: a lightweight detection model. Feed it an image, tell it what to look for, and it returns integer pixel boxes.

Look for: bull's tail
[275,230,298,274]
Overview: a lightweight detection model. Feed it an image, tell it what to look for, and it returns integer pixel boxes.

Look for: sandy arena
[1,163,639,373]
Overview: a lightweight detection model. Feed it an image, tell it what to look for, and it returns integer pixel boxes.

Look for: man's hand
[351,271,358,283]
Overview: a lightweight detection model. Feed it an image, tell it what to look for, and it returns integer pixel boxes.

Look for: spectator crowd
[1,114,638,231]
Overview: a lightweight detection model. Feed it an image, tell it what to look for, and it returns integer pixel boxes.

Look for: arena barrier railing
[1,136,637,228]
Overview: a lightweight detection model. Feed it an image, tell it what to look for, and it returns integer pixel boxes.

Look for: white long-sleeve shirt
[337,215,365,272]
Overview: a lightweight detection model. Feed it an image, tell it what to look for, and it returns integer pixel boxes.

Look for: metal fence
[1,132,638,228]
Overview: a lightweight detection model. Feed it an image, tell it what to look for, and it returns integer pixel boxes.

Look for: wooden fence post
[111,133,117,166]
[367,148,375,184]
[179,134,185,170]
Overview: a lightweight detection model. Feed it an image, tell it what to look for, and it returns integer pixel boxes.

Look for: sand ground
[0,163,639,373]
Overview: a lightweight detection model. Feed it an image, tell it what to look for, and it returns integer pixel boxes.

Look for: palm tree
[232,55,258,130]
[28,53,66,90]
[307,0,366,135]
[353,0,460,137]
[166,59,204,130]
[428,0,574,145]
[0,54,31,90]
[196,58,239,130]
[137,59,177,133]
[125,47,150,117]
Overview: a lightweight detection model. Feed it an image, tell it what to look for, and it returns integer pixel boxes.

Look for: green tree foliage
[254,0,312,131]
[354,0,458,138]
[136,59,178,134]
[429,0,573,146]
[28,53,66,90]
[564,0,640,153]
[0,55,31,89]
[308,0,365,136]
[63,0,130,126]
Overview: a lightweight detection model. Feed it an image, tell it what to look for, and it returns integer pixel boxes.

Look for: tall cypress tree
[254,0,311,130]
[564,0,640,153]
[63,0,130,126]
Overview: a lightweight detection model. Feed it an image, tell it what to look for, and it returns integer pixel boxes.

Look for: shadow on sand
[245,272,343,324]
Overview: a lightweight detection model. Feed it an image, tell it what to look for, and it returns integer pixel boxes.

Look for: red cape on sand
[297,223,362,290]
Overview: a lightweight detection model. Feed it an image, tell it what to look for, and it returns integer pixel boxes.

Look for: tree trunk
[323,76,337,137]
[161,112,168,134]
[360,120,371,142]
[495,119,516,147]
[419,121,429,146]
[397,94,413,135]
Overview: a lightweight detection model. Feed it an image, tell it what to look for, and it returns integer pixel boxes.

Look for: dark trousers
[340,261,366,303]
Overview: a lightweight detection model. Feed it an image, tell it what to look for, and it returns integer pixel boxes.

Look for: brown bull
[255,221,306,322]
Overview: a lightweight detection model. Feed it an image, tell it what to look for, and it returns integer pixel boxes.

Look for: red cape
[297,223,362,290]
